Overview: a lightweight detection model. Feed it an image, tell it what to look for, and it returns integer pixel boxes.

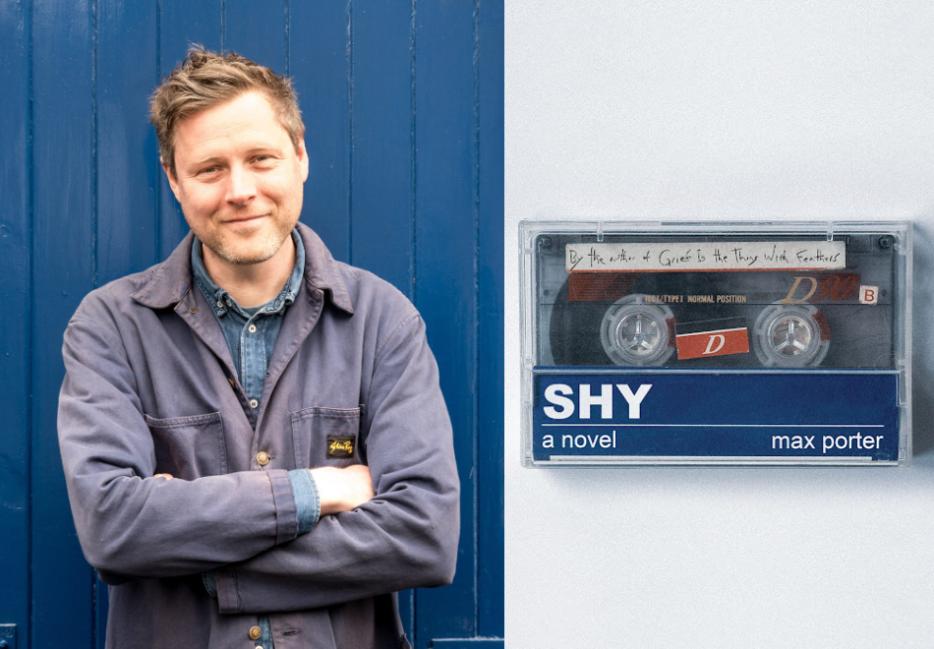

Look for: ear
[296,138,310,182]
[161,158,182,200]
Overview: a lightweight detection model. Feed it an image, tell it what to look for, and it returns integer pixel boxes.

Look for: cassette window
[520,222,911,466]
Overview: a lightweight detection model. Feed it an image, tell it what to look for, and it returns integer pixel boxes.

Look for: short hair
[150,45,305,176]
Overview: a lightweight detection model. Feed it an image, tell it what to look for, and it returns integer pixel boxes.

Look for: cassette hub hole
[768,314,814,357]
[615,313,663,358]
[600,295,674,366]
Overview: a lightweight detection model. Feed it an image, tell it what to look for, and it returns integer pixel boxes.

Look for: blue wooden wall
[0,2,503,648]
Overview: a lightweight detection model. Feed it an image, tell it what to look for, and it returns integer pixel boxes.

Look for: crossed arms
[58,301,459,613]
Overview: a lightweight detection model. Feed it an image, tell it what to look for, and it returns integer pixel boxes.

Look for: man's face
[165,90,309,267]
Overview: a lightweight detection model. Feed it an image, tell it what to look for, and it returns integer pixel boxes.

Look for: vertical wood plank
[351,2,417,634]
[289,1,352,262]
[414,1,478,645]
[223,0,286,71]
[32,1,96,647]
[0,0,31,638]
[476,0,504,638]
[351,3,414,296]
[158,0,223,258]
[97,1,159,282]
[94,4,160,642]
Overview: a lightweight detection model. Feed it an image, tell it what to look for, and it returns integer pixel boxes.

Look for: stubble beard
[203,221,293,266]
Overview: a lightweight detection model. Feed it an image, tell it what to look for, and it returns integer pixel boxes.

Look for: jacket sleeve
[211,314,460,614]
[58,305,303,581]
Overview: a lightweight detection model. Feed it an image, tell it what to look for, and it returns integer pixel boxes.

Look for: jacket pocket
[289,406,362,469]
[144,411,227,479]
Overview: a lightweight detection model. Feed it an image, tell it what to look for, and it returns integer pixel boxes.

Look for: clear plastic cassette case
[520,221,912,466]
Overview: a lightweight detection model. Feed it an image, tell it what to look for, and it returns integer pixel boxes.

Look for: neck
[203,236,296,308]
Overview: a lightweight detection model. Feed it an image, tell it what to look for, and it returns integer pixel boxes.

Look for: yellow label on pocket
[327,436,354,458]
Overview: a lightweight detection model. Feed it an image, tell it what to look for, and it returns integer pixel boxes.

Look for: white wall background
[505,2,934,647]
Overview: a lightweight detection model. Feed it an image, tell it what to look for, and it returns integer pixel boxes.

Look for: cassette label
[566,241,847,272]
[532,370,899,463]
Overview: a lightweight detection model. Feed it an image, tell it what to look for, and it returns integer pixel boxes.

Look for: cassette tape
[520,221,911,466]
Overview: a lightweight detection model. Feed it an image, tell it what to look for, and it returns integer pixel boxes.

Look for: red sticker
[676,327,750,360]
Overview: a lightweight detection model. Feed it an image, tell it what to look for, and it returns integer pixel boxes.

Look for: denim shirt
[193,230,317,649]
[191,230,305,415]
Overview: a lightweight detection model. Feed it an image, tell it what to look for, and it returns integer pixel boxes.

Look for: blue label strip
[532,369,900,462]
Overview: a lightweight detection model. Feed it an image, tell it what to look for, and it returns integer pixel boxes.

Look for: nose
[225,164,256,205]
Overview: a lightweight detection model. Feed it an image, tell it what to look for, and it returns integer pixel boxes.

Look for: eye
[196,165,222,176]
[251,154,277,166]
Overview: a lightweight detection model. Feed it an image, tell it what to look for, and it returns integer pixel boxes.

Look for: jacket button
[256,451,270,466]
[248,625,262,640]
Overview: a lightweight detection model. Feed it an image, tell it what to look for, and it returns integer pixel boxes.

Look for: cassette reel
[752,303,830,367]
[598,295,675,366]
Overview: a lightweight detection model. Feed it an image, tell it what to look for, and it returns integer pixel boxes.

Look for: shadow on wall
[912,219,934,456]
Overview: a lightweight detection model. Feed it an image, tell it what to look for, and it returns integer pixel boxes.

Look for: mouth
[224,213,269,224]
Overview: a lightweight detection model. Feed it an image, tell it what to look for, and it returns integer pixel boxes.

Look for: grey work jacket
[57,224,459,649]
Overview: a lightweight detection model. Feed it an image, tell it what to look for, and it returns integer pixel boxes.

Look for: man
[58,47,459,649]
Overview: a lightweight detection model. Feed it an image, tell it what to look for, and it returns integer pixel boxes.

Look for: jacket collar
[131,222,354,314]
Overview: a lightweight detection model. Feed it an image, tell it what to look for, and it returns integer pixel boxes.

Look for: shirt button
[256,451,270,466]
[248,625,262,640]
[249,398,259,409]
[248,323,257,333]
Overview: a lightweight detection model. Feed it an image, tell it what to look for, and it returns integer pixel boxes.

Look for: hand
[308,465,374,515]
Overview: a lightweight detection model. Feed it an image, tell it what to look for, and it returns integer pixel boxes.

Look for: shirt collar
[131,222,354,315]
[190,230,306,318]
